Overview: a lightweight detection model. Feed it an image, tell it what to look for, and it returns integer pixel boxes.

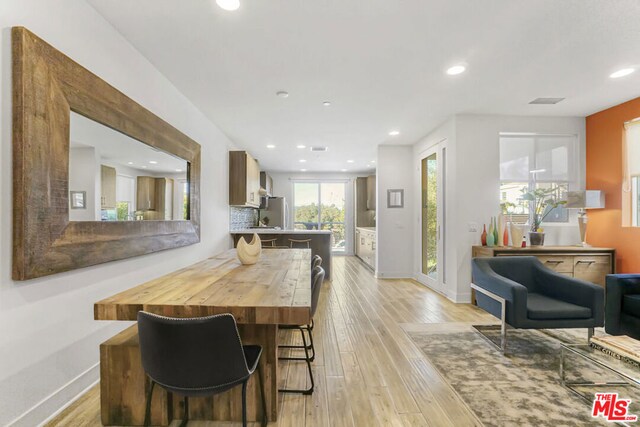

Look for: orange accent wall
[587,97,640,273]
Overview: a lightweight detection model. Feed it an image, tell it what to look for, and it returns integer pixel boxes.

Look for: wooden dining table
[94,248,311,425]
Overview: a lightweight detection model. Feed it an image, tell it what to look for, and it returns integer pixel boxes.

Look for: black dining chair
[278,266,325,395]
[311,254,323,270]
[137,311,267,427]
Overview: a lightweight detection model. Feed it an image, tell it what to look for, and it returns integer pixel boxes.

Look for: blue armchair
[605,274,640,340]
[471,256,604,351]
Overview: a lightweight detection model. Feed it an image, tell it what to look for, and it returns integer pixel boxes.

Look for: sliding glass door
[293,181,346,253]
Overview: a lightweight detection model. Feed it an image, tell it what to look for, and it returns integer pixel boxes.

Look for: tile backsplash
[230,207,258,231]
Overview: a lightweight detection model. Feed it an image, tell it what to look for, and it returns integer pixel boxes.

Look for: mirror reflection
[69,112,189,221]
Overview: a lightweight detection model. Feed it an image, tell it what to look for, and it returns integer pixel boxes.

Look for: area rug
[408,325,640,426]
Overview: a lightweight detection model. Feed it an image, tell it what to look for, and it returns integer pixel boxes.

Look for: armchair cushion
[623,294,640,317]
[526,293,592,320]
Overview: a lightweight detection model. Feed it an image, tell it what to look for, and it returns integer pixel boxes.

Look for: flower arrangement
[520,186,567,232]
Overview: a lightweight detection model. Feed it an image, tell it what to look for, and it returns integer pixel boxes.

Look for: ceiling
[88,0,640,173]
[70,112,187,174]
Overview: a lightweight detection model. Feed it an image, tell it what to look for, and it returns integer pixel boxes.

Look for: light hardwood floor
[48,256,494,427]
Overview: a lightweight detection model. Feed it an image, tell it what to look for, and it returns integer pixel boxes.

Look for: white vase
[237,233,262,265]
[509,223,524,248]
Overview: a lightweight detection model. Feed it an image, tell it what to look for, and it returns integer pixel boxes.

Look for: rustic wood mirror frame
[12,27,201,280]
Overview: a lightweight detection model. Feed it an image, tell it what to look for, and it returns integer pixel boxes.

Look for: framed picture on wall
[70,191,86,209]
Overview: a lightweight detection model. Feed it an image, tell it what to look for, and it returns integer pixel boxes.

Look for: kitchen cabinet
[356,227,376,270]
[366,175,376,211]
[229,151,261,207]
[101,165,117,209]
[260,171,273,196]
[355,177,375,227]
[136,176,156,211]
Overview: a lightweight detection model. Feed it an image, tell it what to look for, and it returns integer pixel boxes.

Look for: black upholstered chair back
[474,256,539,291]
[312,255,322,270]
[137,312,250,393]
[310,266,325,317]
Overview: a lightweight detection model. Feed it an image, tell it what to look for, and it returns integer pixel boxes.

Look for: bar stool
[278,266,325,395]
[311,255,322,269]
[261,237,278,248]
[289,238,311,248]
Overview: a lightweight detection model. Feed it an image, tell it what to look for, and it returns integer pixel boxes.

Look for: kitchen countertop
[230,229,332,235]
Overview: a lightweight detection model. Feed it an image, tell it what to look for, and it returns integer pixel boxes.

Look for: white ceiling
[70,112,187,174]
[88,0,640,173]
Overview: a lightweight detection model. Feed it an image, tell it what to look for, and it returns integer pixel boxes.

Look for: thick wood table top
[94,249,311,325]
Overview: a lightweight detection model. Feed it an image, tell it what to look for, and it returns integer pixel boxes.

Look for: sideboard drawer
[574,255,610,286]
[537,255,574,273]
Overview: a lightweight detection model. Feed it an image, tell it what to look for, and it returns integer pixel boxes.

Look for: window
[293,181,346,252]
[624,119,640,226]
[499,134,576,225]
[116,175,135,220]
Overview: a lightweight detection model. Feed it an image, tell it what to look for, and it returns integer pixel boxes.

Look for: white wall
[0,1,235,425]
[69,147,100,221]
[412,114,585,302]
[376,145,414,278]
[270,172,359,255]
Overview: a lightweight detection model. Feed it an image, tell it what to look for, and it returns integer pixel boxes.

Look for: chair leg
[588,327,594,342]
[257,362,268,427]
[179,396,189,427]
[278,326,315,395]
[242,380,248,427]
[306,326,316,362]
[143,380,155,427]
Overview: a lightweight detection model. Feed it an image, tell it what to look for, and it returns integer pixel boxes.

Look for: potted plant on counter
[520,186,567,246]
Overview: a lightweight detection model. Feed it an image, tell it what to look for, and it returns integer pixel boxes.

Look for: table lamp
[566,190,605,247]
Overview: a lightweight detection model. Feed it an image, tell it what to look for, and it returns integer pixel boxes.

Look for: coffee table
[560,343,640,426]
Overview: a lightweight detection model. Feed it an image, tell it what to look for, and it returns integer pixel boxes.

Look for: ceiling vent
[310,146,328,152]
[529,97,565,105]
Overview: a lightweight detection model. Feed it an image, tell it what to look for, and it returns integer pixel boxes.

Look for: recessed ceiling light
[446,65,466,76]
[266,144,275,149]
[300,169,307,172]
[323,101,331,106]
[371,160,376,163]
[297,144,306,149]
[149,160,158,164]
[276,91,289,98]
[610,68,635,79]
[347,160,354,163]
[127,161,133,165]
[341,169,348,172]
[388,130,400,136]
[175,169,183,172]
[142,165,148,169]
[299,159,307,163]
[216,0,240,11]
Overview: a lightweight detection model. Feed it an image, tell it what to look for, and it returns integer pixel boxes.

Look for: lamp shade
[566,190,605,209]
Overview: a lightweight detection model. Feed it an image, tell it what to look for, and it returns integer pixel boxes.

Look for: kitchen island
[230,229,332,279]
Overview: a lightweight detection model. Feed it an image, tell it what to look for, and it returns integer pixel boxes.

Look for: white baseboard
[8,363,99,427]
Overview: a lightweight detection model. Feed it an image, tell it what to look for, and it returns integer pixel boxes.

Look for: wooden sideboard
[472,246,616,286]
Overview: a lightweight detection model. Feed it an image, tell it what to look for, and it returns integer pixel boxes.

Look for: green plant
[520,186,567,232]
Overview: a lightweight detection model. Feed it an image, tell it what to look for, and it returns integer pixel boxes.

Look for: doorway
[417,142,445,291]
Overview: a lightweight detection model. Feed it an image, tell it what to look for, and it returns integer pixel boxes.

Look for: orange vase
[481,224,487,246]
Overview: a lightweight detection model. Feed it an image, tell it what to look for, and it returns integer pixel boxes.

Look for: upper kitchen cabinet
[260,171,273,197]
[366,175,376,211]
[100,165,117,209]
[229,151,261,207]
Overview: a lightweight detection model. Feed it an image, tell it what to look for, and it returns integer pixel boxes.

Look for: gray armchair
[471,256,604,351]
[605,274,640,339]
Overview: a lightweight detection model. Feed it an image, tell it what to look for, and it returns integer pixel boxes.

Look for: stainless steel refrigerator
[259,197,289,229]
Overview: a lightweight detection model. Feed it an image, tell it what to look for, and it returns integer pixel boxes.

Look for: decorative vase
[510,223,524,248]
[529,231,545,247]
[497,214,505,247]
[503,224,509,246]
[237,233,262,265]
[492,217,499,246]
[487,220,495,247]
[481,224,487,246]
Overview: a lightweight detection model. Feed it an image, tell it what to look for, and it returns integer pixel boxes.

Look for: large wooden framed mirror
[12,27,201,280]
